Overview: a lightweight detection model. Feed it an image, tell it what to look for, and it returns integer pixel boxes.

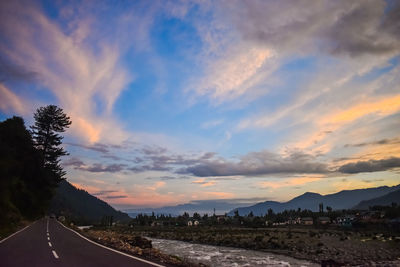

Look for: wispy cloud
[0,84,26,115]
[344,137,400,148]
[201,119,224,129]
[192,178,217,187]
[104,195,128,199]
[0,0,142,143]
[92,190,118,196]
[66,142,110,154]
[193,46,274,101]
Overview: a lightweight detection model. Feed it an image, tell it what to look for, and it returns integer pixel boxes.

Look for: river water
[149,238,318,267]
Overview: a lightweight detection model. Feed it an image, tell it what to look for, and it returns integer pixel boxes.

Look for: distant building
[336,215,355,226]
[287,217,301,225]
[301,217,313,225]
[318,217,330,224]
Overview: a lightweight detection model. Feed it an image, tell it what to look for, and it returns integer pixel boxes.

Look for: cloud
[202,191,235,199]
[104,195,128,199]
[321,95,400,126]
[338,157,400,174]
[141,146,168,155]
[62,144,217,174]
[62,157,85,168]
[92,190,118,196]
[362,179,384,183]
[223,0,400,57]
[101,154,122,161]
[128,147,217,173]
[0,57,38,83]
[194,46,274,101]
[146,176,190,181]
[179,150,329,177]
[128,164,171,172]
[0,84,26,115]
[0,0,141,143]
[80,163,126,173]
[344,137,400,148]
[201,119,224,129]
[146,181,166,191]
[66,142,109,153]
[192,178,217,187]
[63,157,126,173]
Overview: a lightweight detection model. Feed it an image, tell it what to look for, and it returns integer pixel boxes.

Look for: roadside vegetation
[0,105,71,238]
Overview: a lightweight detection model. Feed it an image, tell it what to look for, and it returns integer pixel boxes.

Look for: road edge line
[56,220,165,267]
[0,221,36,244]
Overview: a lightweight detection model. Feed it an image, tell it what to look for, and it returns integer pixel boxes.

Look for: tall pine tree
[30,105,71,183]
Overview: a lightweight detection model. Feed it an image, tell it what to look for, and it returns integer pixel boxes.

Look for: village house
[289,217,302,224]
[318,216,331,224]
[301,217,314,225]
[335,215,356,226]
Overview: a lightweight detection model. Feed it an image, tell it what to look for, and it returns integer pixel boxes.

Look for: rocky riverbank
[123,226,400,266]
[76,228,206,267]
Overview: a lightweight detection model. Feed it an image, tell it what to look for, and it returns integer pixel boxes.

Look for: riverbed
[149,238,318,267]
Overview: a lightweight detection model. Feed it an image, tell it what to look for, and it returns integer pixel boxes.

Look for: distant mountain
[124,199,263,217]
[353,189,400,210]
[49,180,131,224]
[229,184,400,216]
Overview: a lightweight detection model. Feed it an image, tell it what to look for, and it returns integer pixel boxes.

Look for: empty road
[0,218,165,267]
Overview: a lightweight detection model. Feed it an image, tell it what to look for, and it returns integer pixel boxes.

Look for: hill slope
[353,189,400,210]
[49,180,131,224]
[229,184,400,216]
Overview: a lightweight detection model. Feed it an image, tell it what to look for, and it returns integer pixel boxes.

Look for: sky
[0,0,400,211]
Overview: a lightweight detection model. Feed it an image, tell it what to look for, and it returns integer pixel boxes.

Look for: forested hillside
[49,180,131,224]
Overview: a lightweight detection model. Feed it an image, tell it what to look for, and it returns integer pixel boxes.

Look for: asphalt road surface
[0,218,165,267]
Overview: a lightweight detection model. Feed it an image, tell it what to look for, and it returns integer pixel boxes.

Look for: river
[149,238,318,267]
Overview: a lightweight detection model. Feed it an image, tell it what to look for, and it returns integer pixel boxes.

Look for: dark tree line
[0,105,71,229]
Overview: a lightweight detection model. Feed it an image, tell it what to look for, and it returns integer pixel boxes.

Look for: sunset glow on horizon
[1,0,399,210]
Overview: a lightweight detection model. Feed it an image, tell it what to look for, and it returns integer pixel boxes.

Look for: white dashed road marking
[47,237,50,241]
[52,250,59,259]
[48,242,52,247]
